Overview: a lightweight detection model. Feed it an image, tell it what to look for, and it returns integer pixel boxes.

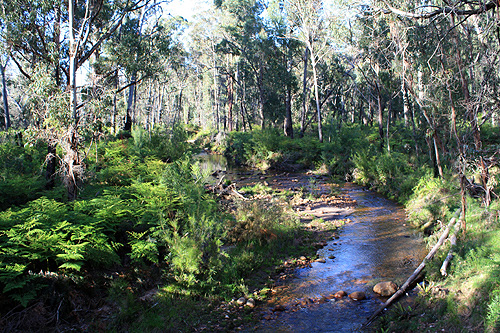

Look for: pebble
[334,290,347,298]
[348,291,366,301]
[246,298,256,308]
[318,297,329,304]
[236,297,246,305]
[373,281,398,297]
[273,304,286,312]
[315,258,326,263]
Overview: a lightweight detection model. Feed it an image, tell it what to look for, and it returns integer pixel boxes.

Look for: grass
[376,197,500,332]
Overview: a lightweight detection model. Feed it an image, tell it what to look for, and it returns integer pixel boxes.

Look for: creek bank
[246,183,426,332]
[200,169,357,331]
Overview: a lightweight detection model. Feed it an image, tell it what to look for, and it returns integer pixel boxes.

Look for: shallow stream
[252,183,425,332]
[195,153,426,332]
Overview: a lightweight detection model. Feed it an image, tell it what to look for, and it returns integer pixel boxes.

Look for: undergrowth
[0,126,313,331]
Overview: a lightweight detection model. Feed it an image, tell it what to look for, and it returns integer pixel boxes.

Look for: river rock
[318,297,329,304]
[299,298,314,306]
[236,297,246,305]
[272,304,286,312]
[373,281,398,297]
[328,255,336,259]
[348,291,366,301]
[315,258,326,263]
[246,298,256,308]
[334,290,347,298]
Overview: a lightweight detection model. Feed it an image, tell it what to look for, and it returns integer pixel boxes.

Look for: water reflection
[195,153,425,332]
[253,184,425,332]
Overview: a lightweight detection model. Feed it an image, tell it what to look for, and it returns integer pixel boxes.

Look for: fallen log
[363,211,460,328]
[440,216,462,276]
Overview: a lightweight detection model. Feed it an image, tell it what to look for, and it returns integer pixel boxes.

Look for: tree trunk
[227,73,234,132]
[1,62,10,130]
[67,0,82,201]
[377,85,384,151]
[258,63,265,130]
[386,98,392,153]
[284,82,293,138]
[402,77,409,127]
[433,133,444,178]
[45,142,57,189]
[310,51,323,143]
[124,73,136,132]
[300,47,309,137]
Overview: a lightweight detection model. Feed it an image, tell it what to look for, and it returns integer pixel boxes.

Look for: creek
[195,152,426,332]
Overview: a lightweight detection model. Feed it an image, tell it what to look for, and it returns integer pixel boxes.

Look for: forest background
[0,0,500,331]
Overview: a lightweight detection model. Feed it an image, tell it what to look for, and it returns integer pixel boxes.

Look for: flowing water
[252,183,425,332]
[195,153,426,332]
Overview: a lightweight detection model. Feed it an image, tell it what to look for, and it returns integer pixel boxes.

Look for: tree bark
[66,0,82,201]
[300,47,309,137]
[377,84,384,151]
[310,48,323,143]
[0,61,10,130]
[258,63,265,130]
[284,82,293,138]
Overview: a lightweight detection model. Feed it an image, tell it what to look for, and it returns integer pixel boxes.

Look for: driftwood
[363,212,460,328]
[440,217,462,276]
[209,176,248,200]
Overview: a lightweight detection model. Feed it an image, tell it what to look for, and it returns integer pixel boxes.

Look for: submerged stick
[363,213,459,328]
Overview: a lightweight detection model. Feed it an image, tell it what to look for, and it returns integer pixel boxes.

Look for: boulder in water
[373,281,398,296]
[348,291,366,301]
[334,290,347,298]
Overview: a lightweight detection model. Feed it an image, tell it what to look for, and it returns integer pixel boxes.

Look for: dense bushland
[221,123,500,331]
[0,127,316,331]
[222,123,432,203]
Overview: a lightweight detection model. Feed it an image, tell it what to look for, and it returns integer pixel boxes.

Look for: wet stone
[328,255,336,259]
[315,258,326,263]
[318,297,329,304]
[373,281,398,297]
[299,298,314,306]
[334,290,347,298]
[348,291,366,301]
[272,304,286,312]
[246,298,256,308]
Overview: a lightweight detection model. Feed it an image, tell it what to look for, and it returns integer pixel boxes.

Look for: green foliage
[353,150,430,202]
[0,140,47,210]
[406,174,460,228]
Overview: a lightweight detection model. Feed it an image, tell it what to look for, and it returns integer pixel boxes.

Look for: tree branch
[381,0,498,19]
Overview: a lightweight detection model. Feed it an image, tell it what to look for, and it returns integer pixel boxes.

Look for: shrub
[406,174,460,228]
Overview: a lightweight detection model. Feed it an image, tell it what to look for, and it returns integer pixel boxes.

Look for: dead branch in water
[363,209,461,328]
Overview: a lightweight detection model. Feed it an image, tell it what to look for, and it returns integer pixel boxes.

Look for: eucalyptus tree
[285,0,330,142]
[375,0,500,223]
[1,0,160,199]
[0,55,9,129]
[215,0,271,129]
[95,12,185,133]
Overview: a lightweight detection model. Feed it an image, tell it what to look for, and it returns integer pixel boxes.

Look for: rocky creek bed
[208,167,426,332]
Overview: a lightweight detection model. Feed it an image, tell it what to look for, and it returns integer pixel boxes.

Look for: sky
[164,0,347,22]
[164,0,211,20]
